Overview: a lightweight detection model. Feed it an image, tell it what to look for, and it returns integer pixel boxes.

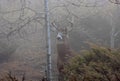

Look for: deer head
[51,16,74,41]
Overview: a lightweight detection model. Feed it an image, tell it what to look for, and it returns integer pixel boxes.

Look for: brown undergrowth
[0,71,45,81]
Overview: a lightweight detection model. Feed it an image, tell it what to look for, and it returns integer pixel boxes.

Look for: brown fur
[57,38,74,81]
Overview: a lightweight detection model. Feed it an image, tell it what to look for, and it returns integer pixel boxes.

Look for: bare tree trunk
[111,26,115,49]
[110,2,119,49]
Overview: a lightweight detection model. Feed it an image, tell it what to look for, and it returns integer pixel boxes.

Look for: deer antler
[66,16,74,32]
[51,16,74,33]
[51,21,59,32]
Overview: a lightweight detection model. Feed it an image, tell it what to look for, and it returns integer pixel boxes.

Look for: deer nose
[57,33,63,40]
[57,37,62,40]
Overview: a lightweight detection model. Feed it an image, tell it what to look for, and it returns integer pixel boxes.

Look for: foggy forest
[0,0,120,81]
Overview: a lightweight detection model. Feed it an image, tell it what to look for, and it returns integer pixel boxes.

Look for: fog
[0,0,120,81]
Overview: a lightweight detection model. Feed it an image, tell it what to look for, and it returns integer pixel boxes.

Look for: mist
[0,0,120,81]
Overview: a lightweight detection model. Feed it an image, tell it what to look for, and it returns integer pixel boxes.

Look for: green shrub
[64,45,120,81]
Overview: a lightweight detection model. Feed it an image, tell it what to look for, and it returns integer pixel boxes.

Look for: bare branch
[65,0,107,7]
[6,15,41,39]
[108,0,120,4]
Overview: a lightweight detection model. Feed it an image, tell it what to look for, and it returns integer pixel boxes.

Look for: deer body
[57,35,73,81]
[51,16,74,81]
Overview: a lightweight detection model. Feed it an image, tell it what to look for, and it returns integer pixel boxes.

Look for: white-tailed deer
[51,16,74,81]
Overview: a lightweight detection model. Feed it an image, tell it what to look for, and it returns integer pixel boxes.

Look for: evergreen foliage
[64,45,120,81]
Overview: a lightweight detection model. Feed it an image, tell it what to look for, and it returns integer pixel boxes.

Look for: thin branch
[108,0,120,4]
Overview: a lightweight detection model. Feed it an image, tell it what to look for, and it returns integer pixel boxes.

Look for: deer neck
[57,36,71,63]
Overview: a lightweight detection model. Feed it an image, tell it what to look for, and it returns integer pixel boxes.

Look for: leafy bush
[64,45,120,81]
